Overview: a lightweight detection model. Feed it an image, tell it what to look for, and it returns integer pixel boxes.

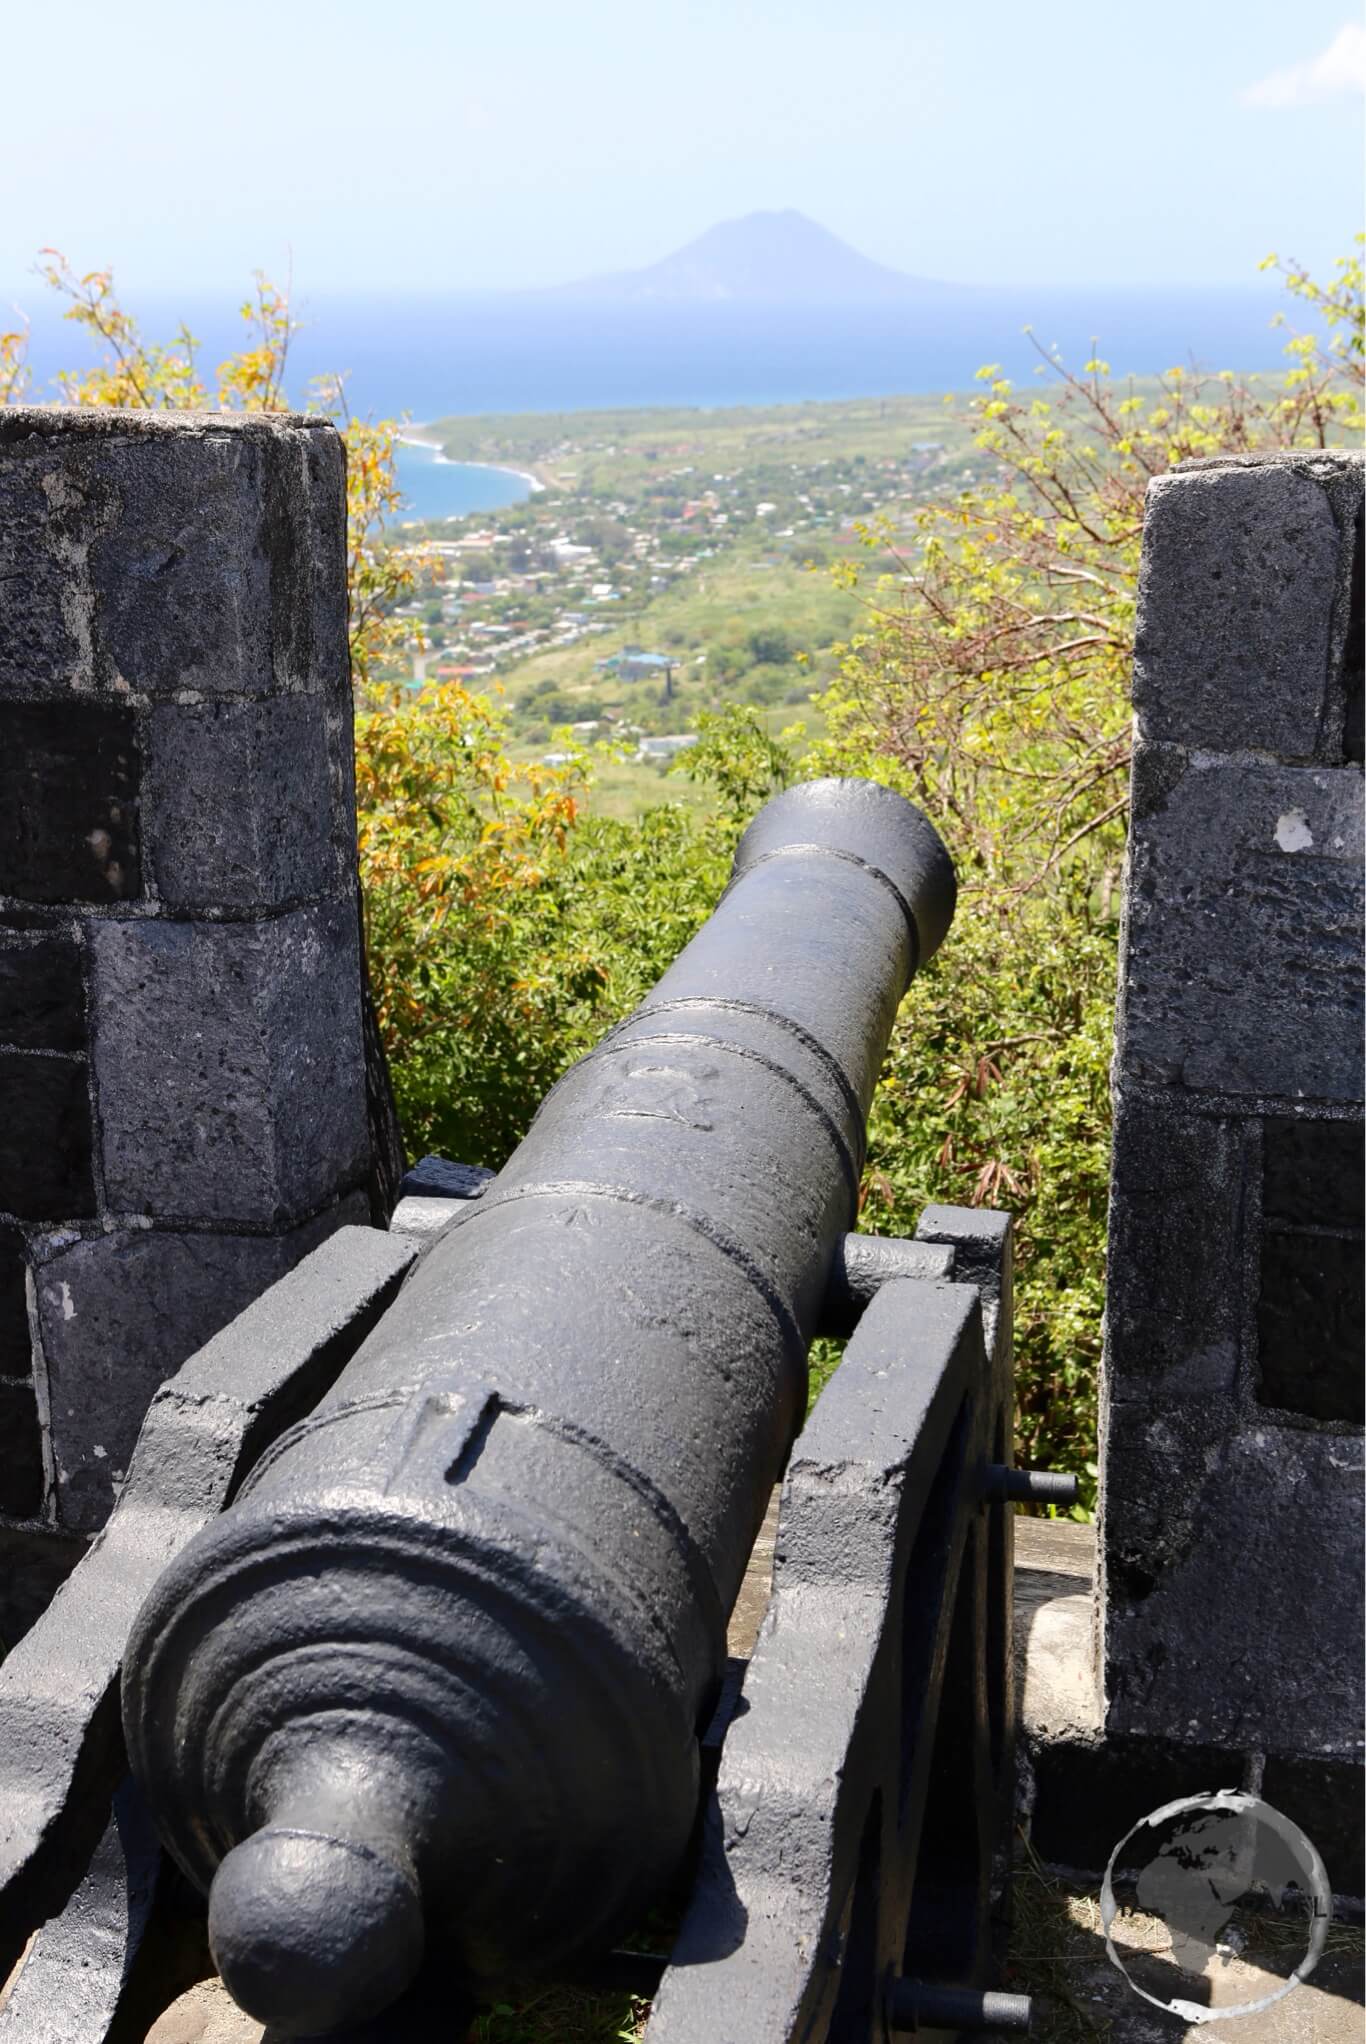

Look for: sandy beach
[397,430,546,494]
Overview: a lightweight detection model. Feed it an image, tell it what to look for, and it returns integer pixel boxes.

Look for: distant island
[539,209,958,306]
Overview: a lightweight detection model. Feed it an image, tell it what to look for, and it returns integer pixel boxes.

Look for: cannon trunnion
[120,780,957,2034]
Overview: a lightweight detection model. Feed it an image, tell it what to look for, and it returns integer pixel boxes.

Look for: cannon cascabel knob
[209,1824,424,2036]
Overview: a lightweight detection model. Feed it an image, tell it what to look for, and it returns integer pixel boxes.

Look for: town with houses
[378,395,982,779]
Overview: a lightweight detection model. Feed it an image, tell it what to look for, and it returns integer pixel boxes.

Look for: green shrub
[357,685,750,1168]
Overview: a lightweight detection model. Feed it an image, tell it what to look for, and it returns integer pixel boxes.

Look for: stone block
[298,424,351,699]
[1101,1394,1225,1609]
[1133,460,1340,758]
[0,701,140,903]
[1102,1095,1246,1401]
[251,420,347,698]
[0,933,86,1051]
[1257,1228,1365,1424]
[86,415,346,699]
[0,425,89,696]
[1102,1404,1364,1755]
[1254,1113,1364,1424]
[1262,1114,1365,1231]
[251,907,373,1221]
[0,1220,31,1377]
[143,694,337,910]
[1030,1727,1239,1882]
[1119,757,1363,1101]
[0,1051,95,1219]
[1343,505,1364,764]
[91,902,369,1225]
[0,408,347,703]
[34,1200,369,1532]
[0,1376,44,1518]
[0,909,74,932]
[90,428,268,699]
[1260,1753,1365,1901]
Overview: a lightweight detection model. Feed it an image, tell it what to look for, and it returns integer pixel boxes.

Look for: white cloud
[1241,22,1366,107]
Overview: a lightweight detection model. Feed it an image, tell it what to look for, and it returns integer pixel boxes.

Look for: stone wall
[0,408,384,1641]
[1099,451,1364,1861]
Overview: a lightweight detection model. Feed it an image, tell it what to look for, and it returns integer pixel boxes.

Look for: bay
[394,441,534,521]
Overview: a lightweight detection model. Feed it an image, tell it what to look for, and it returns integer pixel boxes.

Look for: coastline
[396,430,545,495]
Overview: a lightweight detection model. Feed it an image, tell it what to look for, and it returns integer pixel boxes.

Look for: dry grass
[468,1987,646,2044]
[1002,1838,1120,2041]
[1000,1830,1364,2040]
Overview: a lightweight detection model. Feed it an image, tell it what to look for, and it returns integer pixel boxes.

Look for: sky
[2,0,1362,303]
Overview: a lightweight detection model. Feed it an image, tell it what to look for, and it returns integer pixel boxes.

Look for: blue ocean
[393,442,535,521]
[17,285,1299,520]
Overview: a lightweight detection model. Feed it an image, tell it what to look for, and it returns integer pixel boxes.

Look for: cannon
[120,778,958,2036]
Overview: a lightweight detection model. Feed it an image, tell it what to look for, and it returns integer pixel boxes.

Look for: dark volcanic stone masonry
[0,701,142,903]
[1257,1224,1365,1424]
[0,1050,95,1218]
[0,408,385,1639]
[0,933,85,1051]
[90,906,368,1226]
[1100,452,1365,1847]
[0,1221,28,1377]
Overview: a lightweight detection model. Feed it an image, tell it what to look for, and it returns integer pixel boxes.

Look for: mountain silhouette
[552,209,948,304]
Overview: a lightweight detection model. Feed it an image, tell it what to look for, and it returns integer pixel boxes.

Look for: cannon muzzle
[121,778,955,2033]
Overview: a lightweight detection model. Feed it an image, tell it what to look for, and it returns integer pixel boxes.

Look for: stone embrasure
[0,408,382,1632]
[1097,452,1364,1855]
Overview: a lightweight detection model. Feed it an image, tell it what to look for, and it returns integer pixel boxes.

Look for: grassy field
[513,701,824,820]
[420,390,983,497]
[505,552,862,718]
[566,750,714,822]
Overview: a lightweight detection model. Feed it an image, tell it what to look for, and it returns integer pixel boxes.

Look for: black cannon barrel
[121,778,955,2035]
